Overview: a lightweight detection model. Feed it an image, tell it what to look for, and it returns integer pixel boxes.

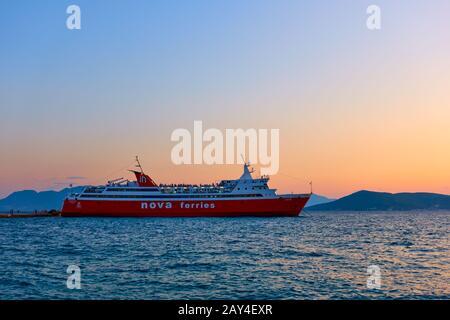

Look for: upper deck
[66,162,281,200]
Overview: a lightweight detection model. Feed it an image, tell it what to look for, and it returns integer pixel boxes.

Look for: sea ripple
[0,211,448,299]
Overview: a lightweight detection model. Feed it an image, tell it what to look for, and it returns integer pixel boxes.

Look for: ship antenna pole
[136,156,144,173]
[240,154,246,165]
[310,181,313,195]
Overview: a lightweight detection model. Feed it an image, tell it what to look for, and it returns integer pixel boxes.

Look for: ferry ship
[61,158,310,217]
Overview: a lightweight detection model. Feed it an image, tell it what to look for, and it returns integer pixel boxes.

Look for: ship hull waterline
[61,197,310,218]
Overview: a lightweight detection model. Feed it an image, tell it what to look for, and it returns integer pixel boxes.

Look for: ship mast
[135,156,144,173]
[240,154,255,174]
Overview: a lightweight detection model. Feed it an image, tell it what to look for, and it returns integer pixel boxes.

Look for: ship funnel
[130,156,157,187]
[131,170,158,187]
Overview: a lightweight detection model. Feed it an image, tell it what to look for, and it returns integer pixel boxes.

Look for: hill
[0,187,84,212]
[307,190,450,211]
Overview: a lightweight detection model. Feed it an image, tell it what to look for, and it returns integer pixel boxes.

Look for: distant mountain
[305,194,335,207]
[307,190,450,211]
[0,187,84,212]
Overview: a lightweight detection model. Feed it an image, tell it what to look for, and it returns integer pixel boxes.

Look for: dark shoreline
[0,212,60,218]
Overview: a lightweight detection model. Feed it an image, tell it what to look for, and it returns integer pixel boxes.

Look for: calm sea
[0,211,448,299]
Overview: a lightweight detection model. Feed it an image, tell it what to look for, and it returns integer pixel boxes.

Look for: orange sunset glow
[1,1,449,199]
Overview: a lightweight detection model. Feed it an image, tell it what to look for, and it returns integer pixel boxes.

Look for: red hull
[61,197,309,217]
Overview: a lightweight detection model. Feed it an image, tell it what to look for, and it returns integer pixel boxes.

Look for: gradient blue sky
[1,0,450,198]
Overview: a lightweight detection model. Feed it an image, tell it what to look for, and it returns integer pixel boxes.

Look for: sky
[1,0,449,198]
